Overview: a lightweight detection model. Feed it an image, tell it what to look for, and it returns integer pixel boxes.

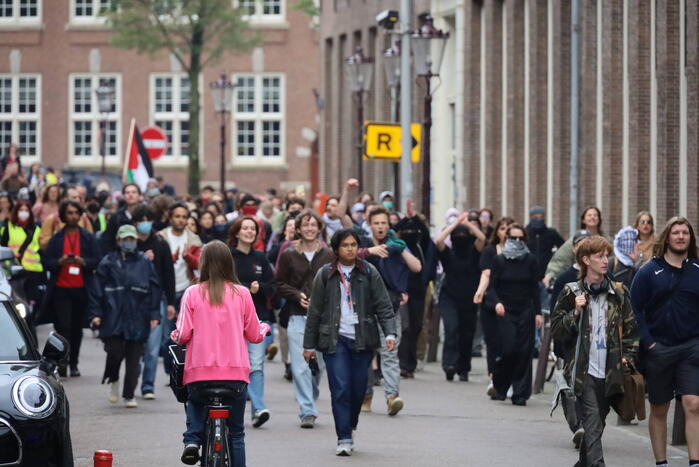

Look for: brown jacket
[39,212,94,250]
[275,241,334,317]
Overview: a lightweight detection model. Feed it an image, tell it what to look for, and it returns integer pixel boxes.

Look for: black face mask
[530,219,546,230]
[452,235,474,254]
[86,203,100,215]
[399,230,420,246]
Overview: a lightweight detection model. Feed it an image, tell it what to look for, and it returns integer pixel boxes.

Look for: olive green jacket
[551,280,639,398]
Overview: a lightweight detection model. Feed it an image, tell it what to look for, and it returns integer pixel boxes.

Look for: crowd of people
[1,156,697,466]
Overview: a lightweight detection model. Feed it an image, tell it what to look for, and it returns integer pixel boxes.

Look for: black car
[0,297,73,466]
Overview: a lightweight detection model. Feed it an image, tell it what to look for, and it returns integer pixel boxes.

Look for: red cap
[94,450,113,460]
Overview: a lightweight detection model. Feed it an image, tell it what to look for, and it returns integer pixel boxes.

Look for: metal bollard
[94,450,113,467]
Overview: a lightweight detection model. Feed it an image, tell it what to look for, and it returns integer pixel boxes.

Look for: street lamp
[412,14,449,222]
[345,47,374,183]
[383,42,402,204]
[210,73,235,193]
[95,80,115,176]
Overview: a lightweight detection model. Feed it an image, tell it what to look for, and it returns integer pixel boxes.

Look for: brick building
[0,0,319,196]
[320,0,698,236]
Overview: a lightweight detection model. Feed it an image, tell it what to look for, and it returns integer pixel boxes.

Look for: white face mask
[17,211,30,221]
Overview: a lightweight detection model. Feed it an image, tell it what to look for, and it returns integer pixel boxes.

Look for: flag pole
[122,118,136,184]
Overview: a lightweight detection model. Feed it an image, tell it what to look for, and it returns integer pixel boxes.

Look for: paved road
[41,325,689,466]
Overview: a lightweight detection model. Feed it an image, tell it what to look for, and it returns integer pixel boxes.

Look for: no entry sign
[141,126,168,160]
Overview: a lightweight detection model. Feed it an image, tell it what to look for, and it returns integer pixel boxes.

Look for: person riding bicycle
[171,240,270,466]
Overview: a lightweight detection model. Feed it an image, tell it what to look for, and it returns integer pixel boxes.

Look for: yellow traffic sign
[364,122,421,162]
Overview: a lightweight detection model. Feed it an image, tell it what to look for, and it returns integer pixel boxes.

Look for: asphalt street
[40,325,689,467]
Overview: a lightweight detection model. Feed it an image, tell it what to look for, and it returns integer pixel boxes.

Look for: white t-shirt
[303,250,315,263]
[338,264,357,339]
[166,229,189,293]
[587,293,608,379]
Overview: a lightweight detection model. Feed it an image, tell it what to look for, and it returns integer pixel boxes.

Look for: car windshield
[0,304,33,361]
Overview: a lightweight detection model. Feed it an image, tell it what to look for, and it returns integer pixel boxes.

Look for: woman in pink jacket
[171,240,270,466]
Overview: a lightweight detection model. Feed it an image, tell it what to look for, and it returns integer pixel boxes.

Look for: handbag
[168,344,188,403]
[611,324,646,422]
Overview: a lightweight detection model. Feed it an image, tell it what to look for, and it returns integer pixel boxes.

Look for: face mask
[214,224,227,234]
[242,206,257,216]
[400,231,420,246]
[119,240,137,253]
[382,201,394,210]
[447,215,458,225]
[530,219,546,230]
[136,221,153,236]
[17,211,30,222]
[87,203,100,215]
[452,235,473,254]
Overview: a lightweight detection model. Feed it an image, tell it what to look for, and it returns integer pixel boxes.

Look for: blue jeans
[288,315,324,418]
[184,381,247,467]
[141,300,166,394]
[324,335,374,441]
[366,310,402,398]
[247,321,273,416]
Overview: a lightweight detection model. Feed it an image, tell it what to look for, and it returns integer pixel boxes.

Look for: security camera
[376,10,399,30]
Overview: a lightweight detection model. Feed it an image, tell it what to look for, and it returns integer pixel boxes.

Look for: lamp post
[95,80,115,176]
[412,14,449,222]
[383,43,402,205]
[210,73,235,193]
[345,47,374,183]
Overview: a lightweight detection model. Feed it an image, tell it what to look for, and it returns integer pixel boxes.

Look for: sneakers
[572,427,585,449]
[506,386,514,398]
[266,344,278,361]
[181,444,200,465]
[283,363,292,382]
[300,415,316,428]
[69,366,81,377]
[124,398,138,408]
[445,367,456,381]
[335,440,353,456]
[142,392,155,400]
[486,382,496,397]
[387,395,404,416]
[361,394,372,412]
[458,373,469,382]
[400,369,414,378]
[109,382,119,403]
[252,409,270,428]
[511,398,527,407]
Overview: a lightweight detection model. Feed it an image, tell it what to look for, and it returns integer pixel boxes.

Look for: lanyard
[66,231,79,254]
[338,270,353,312]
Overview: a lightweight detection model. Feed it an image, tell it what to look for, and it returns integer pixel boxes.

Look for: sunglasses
[639,220,653,225]
[509,236,524,241]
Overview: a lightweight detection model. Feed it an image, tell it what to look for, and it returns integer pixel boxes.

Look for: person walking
[38,186,94,250]
[435,212,486,382]
[551,235,638,467]
[275,209,334,428]
[88,224,161,408]
[630,217,699,467]
[489,223,543,405]
[304,228,397,456]
[41,200,100,377]
[229,216,276,428]
[101,183,142,253]
[133,205,176,400]
[171,240,270,466]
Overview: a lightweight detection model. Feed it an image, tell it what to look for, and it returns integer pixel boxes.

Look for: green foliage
[290,0,319,18]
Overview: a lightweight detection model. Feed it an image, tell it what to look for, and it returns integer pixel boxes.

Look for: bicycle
[197,386,236,467]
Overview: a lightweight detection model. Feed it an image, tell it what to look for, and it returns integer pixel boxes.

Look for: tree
[107,0,257,195]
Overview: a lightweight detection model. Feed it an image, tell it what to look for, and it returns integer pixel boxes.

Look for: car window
[0,305,32,361]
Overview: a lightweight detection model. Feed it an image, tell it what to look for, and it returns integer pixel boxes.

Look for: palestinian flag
[124,119,154,192]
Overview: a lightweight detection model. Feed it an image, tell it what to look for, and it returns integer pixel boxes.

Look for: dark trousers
[440,293,477,376]
[53,286,87,367]
[398,294,425,373]
[102,336,144,399]
[162,290,185,375]
[324,335,374,441]
[493,306,535,401]
[576,375,610,467]
[480,305,500,374]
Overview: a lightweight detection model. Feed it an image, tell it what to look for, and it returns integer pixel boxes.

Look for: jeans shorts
[643,337,699,405]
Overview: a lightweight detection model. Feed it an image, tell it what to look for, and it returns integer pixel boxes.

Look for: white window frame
[0,0,41,27]
[234,0,286,26]
[232,73,285,167]
[68,73,121,167]
[0,73,41,164]
[149,72,195,167]
[69,0,111,26]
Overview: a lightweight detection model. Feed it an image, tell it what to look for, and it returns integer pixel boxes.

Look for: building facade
[0,0,319,196]
[321,0,699,236]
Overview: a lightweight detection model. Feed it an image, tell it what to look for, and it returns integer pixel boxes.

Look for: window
[69,74,120,163]
[0,75,40,161]
[0,0,40,24]
[70,0,113,23]
[233,74,284,164]
[236,0,284,23]
[150,74,191,161]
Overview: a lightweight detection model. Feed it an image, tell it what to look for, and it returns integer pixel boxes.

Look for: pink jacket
[171,283,270,385]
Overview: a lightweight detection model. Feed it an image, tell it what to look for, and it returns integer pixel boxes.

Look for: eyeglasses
[508,236,524,241]
[639,220,653,225]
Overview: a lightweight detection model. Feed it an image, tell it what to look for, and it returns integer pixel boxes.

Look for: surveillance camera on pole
[376,10,399,30]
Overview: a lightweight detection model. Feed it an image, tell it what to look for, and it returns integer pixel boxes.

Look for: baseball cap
[573,229,592,245]
[117,224,138,239]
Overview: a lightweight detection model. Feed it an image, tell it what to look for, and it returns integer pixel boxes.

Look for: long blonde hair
[198,240,239,305]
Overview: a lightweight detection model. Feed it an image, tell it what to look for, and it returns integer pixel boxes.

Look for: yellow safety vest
[6,223,43,272]
[98,213,107,232]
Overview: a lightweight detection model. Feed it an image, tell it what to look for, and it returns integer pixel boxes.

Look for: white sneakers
[109,382,119,403]
[124,398,138,408]
[336,440,353,456]
[143,392,156,400]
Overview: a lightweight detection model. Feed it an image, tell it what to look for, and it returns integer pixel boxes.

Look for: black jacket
[304,260,397,354]
[88,250,161,342]
[137,233,176,307]
[525,223,565,280]
[232,247,275,323]
[101,208,133,253]
[39,227,100,325]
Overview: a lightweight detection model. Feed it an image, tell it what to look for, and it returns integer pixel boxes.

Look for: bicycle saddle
[197,386,239,400]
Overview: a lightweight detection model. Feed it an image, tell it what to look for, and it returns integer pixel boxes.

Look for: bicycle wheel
[203,418,228,467]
